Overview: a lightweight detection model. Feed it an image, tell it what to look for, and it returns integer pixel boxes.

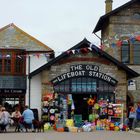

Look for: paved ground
[0,130,140,140]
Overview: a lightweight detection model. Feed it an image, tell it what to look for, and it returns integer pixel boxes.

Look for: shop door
[0,95,25,113]
[72,94,91,120]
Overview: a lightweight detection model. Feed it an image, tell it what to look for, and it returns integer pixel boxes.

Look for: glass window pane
[0,52,2,72]
[121,45,129,64]
[91,79,97,92]
[134,42,140,64]
[4,52,11,72]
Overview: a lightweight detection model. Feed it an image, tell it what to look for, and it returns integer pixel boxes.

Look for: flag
[116,40,122,47]
[99,45,105,50]
[130,36,135,43]
[80,48,89,53]
[111,43,116,48]
[90,44,99,52]
[135,35,140,41]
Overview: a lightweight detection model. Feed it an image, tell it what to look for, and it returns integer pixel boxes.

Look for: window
[133,41,140,64]
[53,77,115,102]
[0,49,26,75]
[0,52,2,72]
[15,52,25,73]
[54,77,115,102]
[4,52,12,72]
[121,40,140,65]
[121,41,130,64]
[71,77,97,93]
[54,77,114,93]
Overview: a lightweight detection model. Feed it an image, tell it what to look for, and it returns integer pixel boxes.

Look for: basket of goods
[94,103,100,110]
[107,104,114,116]
[65,119,74,127]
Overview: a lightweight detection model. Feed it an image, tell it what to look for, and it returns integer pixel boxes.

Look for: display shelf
[108,104,123,124]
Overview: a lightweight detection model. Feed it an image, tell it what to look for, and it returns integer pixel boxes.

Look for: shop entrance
[0,94,25,113]
[72,94,96,120]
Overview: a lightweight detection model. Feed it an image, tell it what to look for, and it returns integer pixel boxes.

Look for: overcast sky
[0,0,129,55]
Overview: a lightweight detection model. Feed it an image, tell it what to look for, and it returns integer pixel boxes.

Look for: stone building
[93,0,140,106]
[29,39,139,120]
[0,23,54,115]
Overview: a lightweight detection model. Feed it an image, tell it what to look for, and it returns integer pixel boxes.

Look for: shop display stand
[108,104,123,124]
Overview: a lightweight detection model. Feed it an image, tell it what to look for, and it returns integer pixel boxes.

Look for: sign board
[51,64,118,85]
[0,89,26,94]
[128,80,136,90]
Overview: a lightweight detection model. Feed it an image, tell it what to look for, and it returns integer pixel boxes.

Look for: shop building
[29,39,139,121]
[93,0,140,106]
[0,23,54,114]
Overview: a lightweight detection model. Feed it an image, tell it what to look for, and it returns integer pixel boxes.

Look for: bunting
[0,53,54,60]
[102,33,140,49]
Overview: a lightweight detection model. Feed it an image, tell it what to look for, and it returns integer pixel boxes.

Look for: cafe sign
[51,64,118,85]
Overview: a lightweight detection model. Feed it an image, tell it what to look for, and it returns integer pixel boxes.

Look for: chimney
[105,0,113,14]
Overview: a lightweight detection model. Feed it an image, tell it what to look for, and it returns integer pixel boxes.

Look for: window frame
[0,49,26,75]
[121,41,130,64]
[53,77,115,102]
[133,41,140,64]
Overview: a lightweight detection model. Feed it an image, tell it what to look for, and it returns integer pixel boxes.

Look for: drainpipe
[28,55,31,108]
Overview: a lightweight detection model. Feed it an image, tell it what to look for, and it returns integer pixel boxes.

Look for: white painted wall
[25,53,48,120]
[30,74,42,120]
[30,54,48,72]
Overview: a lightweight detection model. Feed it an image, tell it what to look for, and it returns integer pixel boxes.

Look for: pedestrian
[132,103,140,130]
[0,107,11,132]
[12,107,21,118]
[128,106,136,130]
[11,107,22,132]
[19,105,35,132]
[0,105,3,120]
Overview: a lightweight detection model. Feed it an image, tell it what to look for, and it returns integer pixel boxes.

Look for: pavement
[0,130,140,140]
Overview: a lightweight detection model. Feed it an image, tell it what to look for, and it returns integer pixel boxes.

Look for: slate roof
[0,23,53,52]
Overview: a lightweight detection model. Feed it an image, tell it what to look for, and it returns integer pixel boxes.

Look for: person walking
[128,106,136,130]
[132,103,140,130]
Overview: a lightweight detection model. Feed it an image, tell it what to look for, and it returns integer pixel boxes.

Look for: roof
[0,23,53,52]
[93,0,139,33]
[29,38,139,78]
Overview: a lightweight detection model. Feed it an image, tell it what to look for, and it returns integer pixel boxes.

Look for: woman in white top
[0,107,11,125]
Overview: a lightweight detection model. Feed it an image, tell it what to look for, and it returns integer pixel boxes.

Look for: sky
[0,0,130,55]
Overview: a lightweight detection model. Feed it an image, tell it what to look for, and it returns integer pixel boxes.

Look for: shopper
[20,105,35,132]
[11,107,22,132]
[132,103,140,130]
[0,107,11,132]
[128,106,136,130]
[12,107,21,119]
[0,105,3,120]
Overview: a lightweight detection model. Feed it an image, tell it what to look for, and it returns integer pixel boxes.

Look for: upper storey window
[133,41,140,64]
[0,49,26,75]
[121,41,130,64]
[121,41,140,65]
[15,52,25,73]
[4,52,12,73]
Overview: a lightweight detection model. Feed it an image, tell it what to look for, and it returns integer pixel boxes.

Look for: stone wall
[101,1,140,104]
[41,52,128,109]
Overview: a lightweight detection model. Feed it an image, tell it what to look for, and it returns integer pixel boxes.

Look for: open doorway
[72,94,96,120]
